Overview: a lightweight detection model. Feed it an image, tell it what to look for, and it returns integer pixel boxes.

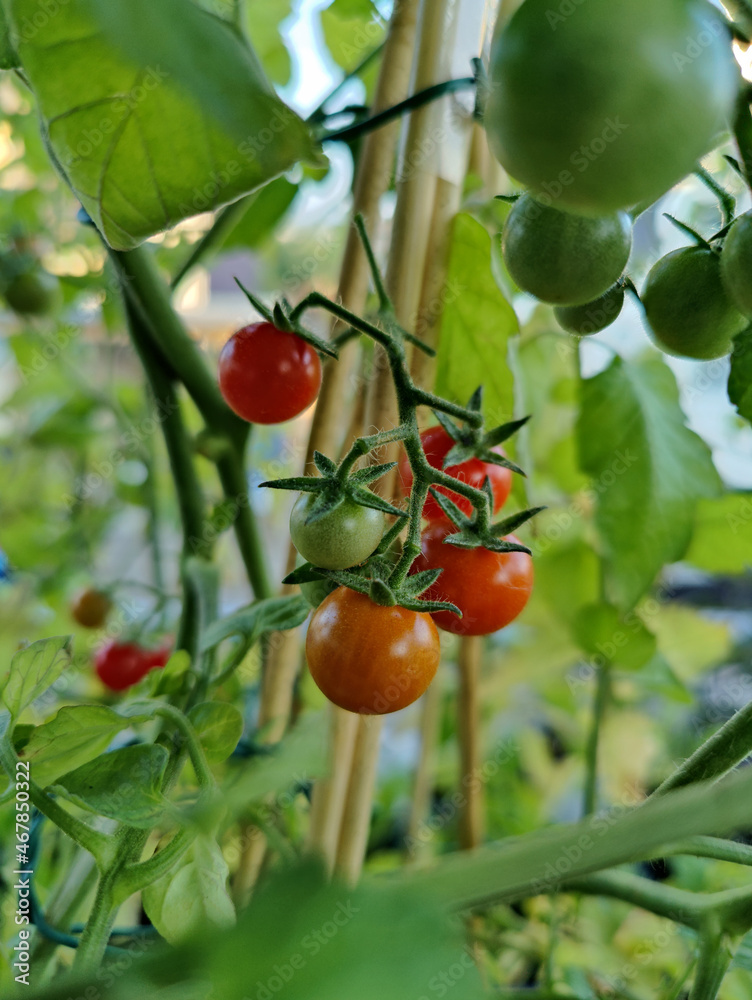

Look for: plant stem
[688,923,732,1000]
[664,835,752,867]
[654,699,752,796]
[319,76,475,144]
[216,450,273,600]
[71,874,118,975]
[582,663,611,816]
[171,196,252,289]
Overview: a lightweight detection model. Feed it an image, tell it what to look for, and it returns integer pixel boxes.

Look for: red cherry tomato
[413,525,533,636]
[305,587,440,715]
[398,425,513,523]
[94,641,166,692]
[218,322,322,424]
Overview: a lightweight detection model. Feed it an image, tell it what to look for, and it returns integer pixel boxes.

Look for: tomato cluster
[94,640,171,692]
[218,321,321,424]
[486,0,745,361]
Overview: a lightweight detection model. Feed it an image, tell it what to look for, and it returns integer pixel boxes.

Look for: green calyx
[431,478,546,553]
[433,386,529,475]
[233,277,338,360]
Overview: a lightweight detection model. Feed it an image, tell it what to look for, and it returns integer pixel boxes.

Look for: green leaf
[435,214,518,423]
[8,0,319,249]
[143,835,235,944]
[1,636,71,719]
[187,702,243,763]
[151,649,192,697]
[52,744,169,827]
[577,355,720,609]
[572,603,656,671]
[685,494,752,573]
[241,0,293,84]
[320,0,385,83]
[0,3,18,68]
[208,710,327,821]
[728,325,752,423]
[200,596,310,652]
[222,177,298,250]
[20,705,136,787]
[404,765,752,911]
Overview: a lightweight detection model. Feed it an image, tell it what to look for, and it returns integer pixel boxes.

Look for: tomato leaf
[0,4,17,68]
[200,595,310,652]
[7,0,320,249]
[187,702,243,763]
[572,602,656,671]
[728,325,752,424]
[52,744,169,827]
[142,835,235,944]
[685,495,752,573]
[577,355,720,609]
[20,704,137,787]
[1,636,72,720]
[435,214,518,423]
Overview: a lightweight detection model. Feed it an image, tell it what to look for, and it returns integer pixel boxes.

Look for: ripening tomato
[485,0,738,214]
[413,524,533,636]
[94,641,169,691]
[218,322,322,424]
[642,246,746,360]
[2,269,59,315]
[306,587,440,714]
[501,195,631,305]
[399,425,513,523]
[71,589,112,629]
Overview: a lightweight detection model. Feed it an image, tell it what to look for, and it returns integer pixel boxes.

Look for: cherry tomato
[71,589,112,629]
[721,213,752,317]
[290,494,383,570]
[502,195,631,306]
[218,322,322,424]
[554,284,624,336]
[306,587,440,715]
[2,269,59,315]
[413,525,533,636]
[642,246,746,360]
[94,641,167,691]
[485,0,738,214]
[399,425,513,523]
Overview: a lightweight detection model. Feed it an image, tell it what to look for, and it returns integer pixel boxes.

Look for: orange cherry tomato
[305,587,440,715]
[71,588,112,629]
[414,525,533,636]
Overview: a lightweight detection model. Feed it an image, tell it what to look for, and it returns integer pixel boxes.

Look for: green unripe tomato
[290,494,384,570]
[554,284,624,336]
[502,194,632,305]
[642,246,746,360]
[721,213,752,317]
[3,269,59,315]
[485,0,738,214]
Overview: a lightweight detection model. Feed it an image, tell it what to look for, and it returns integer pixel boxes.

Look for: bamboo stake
[405,675,443,864]
[457,635,485,849]
[333,0,491,885]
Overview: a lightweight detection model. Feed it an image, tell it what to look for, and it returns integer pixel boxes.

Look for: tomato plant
[485,0,739,213]
[413,524,534,636]
[2,1,752,998]
[305,587,440,714]
[397,424,512,523]
[218,322,322,424]
[501,194,631,305]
